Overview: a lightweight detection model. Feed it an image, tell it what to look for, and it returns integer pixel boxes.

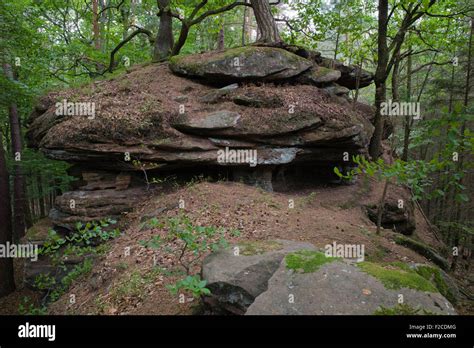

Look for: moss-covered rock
[413,265,459,304]
[357,262,438,292]
[394,235,449,270]
[169,46,313,84]
[285,250,340,273]
[238,240,283,256]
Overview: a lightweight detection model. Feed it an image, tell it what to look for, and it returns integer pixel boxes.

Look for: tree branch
[98,0,126,16]
[191,1,252,26]
[107,27,154,73]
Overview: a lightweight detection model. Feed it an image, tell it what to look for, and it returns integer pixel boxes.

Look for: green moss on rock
[285,250,339,273]
[357,262,438,292]
[238,240,283,256]
[414,265,455,304]
[394,235,449,270]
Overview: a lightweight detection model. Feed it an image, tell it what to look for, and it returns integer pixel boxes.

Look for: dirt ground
[1,177,471,315]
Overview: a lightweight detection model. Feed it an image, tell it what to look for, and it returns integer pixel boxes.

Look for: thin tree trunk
[217,24,225,50]
[451,16,473,271]
[369,0,389,159]
[92,0,101,50]
[242,0,250,45]
[38,173,46,218]
[392,54,400,103]
[172,24,190,56]
[376,179,390,235]
[402,50,412,161]
[0,130,15,297]
[3,64,26,240]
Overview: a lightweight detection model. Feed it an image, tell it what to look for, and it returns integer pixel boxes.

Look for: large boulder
[246,255,456,315]
[318,57,374,89]
[169,46,313,84]
[201,240,316,314]
[297,66,342,86]
[201,241,457,315]
[27,50,375,225]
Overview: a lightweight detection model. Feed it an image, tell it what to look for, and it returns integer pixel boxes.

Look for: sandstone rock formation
[27,45,376,228]
[201,240,457,315]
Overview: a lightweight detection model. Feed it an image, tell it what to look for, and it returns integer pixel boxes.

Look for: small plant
[140,214,235,298]
[34,274,56,291]
[167,275,211,298]
[18,297,47,315]
[39,218,119,257]
[140,214,229,275]
[48,258,93,302]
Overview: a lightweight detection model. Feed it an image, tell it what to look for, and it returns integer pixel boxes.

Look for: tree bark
[402,49,412,161]
[37,173,46,218]
[376,179,390,235]
[172,23,190,56]
[3,64,26,240]
[451,16,473,271]
[242,0,250,45]
[92,0,101,50]
[0,130,15,297]
[250,0,281,44]
[217,24,225,50]
[369,0,389,159]
[154,0,174,61]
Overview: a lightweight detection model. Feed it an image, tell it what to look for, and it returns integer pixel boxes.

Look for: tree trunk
[172,23,190,56]
[391,54,400,103]
[3,64,26,240]
[376,179,390,235]
[0,130,15,297]
[154,0,174,61]
[368,0,389,159]
[250,0,281,44]
[38,173,46,218]
[92,0,101,50]
[217,24,225,50]
[242,0,250,45]
[451,16,473,272]
[402,49,412,161]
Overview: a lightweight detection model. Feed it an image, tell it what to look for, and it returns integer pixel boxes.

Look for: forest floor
[1,177,472,315]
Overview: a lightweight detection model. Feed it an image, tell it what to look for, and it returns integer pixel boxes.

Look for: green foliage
[140,214,230,274]
[33,273,56,291]
[18,297,47,315]
[140,214,234,298]
[48,258,93,303]
[167,275,211,298]
[111,269,160,301]
[39,218,120,257]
